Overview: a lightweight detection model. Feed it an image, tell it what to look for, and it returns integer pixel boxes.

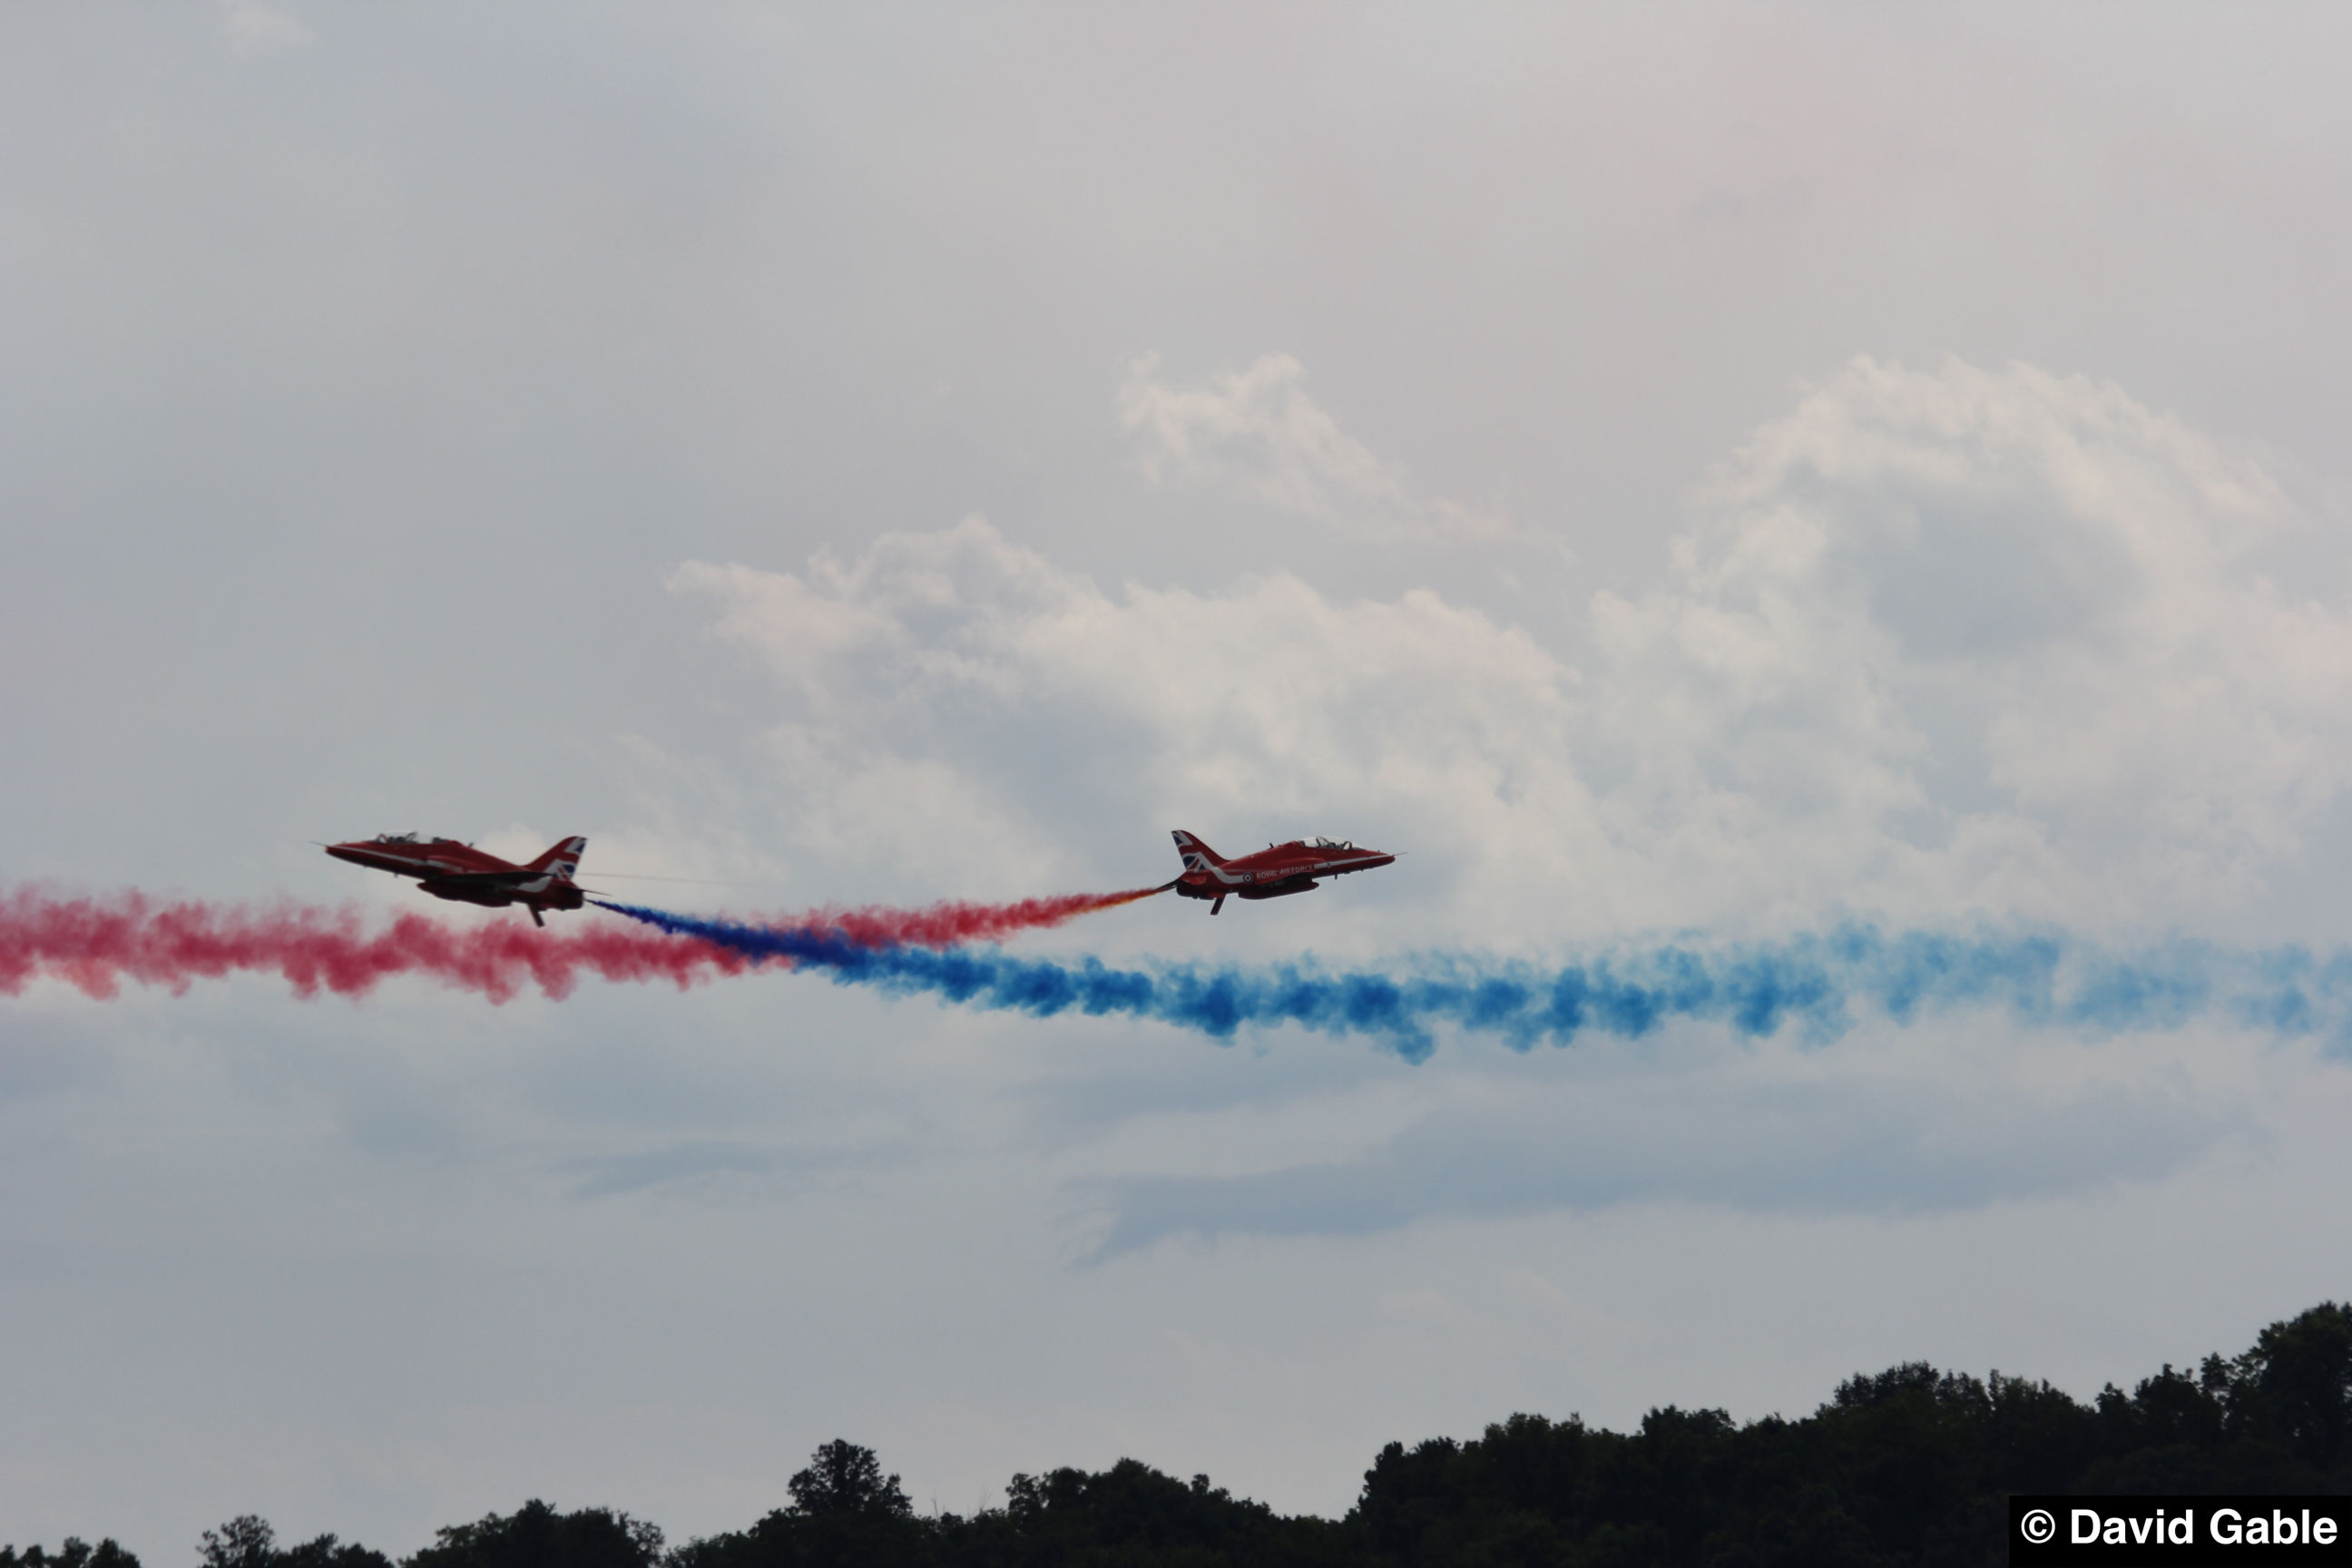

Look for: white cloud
[670,514,1594,927]
[14,8,2352,1544]
[673,358,2352,946]
[1118,352,1509,541]
[1595,356,2352,925]
[642,356,2352,1254]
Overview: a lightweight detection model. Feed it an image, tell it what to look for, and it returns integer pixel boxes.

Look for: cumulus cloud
[1593,356,2352,923]
[669,356,2352,945]
[1118,352,1508,540]
[645,431,2297,1269]
[668,516,1589,918]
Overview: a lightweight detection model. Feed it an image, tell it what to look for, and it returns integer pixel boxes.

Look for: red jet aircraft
[325,832,588,926]
[1169,829,1396,916]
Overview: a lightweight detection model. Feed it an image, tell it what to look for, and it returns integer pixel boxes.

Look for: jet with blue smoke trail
[589,901,2352,1063]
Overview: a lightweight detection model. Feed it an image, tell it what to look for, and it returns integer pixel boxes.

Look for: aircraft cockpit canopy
[1311,836,1355,850]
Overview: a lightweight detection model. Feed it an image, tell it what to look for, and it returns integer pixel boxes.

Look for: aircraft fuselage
[1169,830,1395,913]
[325,833,587,925]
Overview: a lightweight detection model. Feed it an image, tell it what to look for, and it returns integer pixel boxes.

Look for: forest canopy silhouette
[14,1302,2348,1568]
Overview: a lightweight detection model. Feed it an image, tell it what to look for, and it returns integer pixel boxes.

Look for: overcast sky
[7,1,2352,1556]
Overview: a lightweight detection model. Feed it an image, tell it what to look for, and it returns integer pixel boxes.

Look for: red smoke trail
[0,886,746,1004]
[0,882,1169,1003]
[788,885,1171,948]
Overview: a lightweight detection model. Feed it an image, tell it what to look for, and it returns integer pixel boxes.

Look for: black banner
[2011,1496,2350,1562]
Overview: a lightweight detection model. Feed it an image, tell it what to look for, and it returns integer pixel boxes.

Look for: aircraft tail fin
[527,836,588,880]
[1171,829,1225,873]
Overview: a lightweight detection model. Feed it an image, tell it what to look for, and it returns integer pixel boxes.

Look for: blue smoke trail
[592,901,2352,1063]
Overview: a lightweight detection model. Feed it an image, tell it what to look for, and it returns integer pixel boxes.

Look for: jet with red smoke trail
[325,832,587,926]
[1168,829,1396,916]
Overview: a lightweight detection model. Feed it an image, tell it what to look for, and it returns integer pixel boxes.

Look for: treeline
[13,1301,2349,1568]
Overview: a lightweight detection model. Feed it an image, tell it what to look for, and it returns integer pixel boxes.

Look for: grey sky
[5,2,2352,1557]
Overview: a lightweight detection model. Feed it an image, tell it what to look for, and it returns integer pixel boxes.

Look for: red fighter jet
[324,832,588,926]
[1168,829,1396,916]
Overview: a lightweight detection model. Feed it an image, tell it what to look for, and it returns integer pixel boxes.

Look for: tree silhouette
[0,1541,141,1568]
[787,1440,912,1519]
[407,1502,661,1568]
[195,1519,387,1568]
[29,1301,2352,1568]
[199,1519,274,1568]
[671,1442,927,1568]
[2235,1300,2352,1468]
